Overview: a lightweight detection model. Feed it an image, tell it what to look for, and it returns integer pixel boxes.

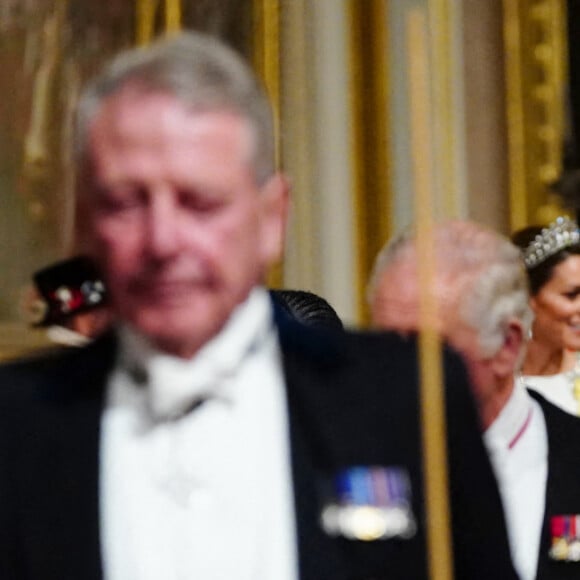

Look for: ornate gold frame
[503,0,567,229]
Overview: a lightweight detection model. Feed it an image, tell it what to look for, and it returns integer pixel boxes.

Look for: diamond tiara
[523,216,580,269]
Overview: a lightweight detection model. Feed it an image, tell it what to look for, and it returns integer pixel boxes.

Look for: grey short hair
[368,220,533,360]
[75,31,275,184]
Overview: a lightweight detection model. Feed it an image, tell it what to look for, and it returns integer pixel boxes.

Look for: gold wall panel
[348,0,391,323]
[252,0,283,288]
[503,0,567,229]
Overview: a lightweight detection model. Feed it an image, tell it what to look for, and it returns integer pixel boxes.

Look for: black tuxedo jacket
[529,390,580,580]
[0,322,517,580]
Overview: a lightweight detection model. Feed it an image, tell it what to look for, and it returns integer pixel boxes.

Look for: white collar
[117,287,274,421]
[484,380,534,452]
[46,325,91,347]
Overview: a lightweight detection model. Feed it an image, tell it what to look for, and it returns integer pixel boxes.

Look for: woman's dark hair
[270,289,344,331]
[511,225,580,295]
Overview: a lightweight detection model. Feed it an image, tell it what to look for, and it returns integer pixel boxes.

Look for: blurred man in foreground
[0,34,517,580]
[369,219,580,580]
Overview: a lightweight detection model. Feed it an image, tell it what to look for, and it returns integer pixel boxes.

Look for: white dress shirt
[483,381,548,580]
[100,288,298,580]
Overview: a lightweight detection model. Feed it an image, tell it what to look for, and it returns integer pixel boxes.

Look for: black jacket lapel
[529,390,580,579]
[14,335,115,579]
[279,317,347,580]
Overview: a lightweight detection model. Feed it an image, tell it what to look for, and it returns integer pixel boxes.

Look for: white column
[388,0,468,229]
[281,0,357,324]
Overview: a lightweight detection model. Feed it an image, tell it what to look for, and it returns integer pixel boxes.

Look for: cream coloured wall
[279,0,358,325]
[388,0,469,229]
[462,0,510,232]
[279,0,511,325]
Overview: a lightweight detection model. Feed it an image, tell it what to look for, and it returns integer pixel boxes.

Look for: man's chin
[137,327,205,358]
[131,310,224,358]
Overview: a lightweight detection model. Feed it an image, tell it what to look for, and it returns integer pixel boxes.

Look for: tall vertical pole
[406,7,454,580]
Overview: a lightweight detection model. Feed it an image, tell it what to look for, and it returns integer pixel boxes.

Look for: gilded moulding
[503,0,567,229]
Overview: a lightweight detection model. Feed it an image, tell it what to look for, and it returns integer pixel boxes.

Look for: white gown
[523,371,580,416]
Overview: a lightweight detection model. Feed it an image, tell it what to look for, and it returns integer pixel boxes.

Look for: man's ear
[259,172,290,265]
[491,319,524,378]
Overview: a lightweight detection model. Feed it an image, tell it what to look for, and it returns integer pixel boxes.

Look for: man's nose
[145,194,182,259]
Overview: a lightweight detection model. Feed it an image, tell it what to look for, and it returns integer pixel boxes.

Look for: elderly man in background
[369,219,580,580]
[0,33,518,580]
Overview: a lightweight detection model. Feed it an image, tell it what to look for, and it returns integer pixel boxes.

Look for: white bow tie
[120,288,274,421]
[130,344,243,420]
